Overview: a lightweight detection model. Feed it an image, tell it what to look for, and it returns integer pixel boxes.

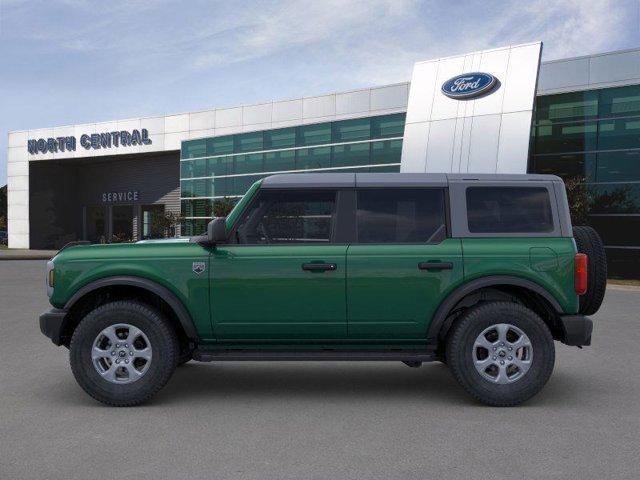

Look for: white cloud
[190,0,419,70]
[1,0,637,186]
[337,0,635,85]
[4,0,634,85]
[487,0,631,60]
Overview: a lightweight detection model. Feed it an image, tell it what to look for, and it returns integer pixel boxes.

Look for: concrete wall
[538,47,640,95]
[400,42,542,175]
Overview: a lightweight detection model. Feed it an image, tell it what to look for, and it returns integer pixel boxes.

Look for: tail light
[574,253,588,295]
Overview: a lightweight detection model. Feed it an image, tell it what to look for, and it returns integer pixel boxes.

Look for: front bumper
[39,308,68,346]
[558,314,593,346]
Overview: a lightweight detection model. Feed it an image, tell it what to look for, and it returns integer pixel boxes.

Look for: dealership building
[6,44,640,277]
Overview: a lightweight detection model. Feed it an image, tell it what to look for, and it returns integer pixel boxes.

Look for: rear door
[346,187,463,339]
[211,188,349,340]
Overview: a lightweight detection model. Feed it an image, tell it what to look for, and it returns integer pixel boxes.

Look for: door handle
[302,263,337,272]
[418,261,453,271]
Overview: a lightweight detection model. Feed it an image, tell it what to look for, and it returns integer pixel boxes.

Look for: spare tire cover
[573,226,607,316]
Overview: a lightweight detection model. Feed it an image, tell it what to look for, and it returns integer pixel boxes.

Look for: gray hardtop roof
[260,172,562,189]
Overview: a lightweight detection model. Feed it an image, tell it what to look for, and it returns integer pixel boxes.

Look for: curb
[607,283,640,292]
[0,257,53,261]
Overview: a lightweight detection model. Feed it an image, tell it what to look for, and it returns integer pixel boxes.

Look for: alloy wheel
[91,323,153,384]
[472,323,533,384]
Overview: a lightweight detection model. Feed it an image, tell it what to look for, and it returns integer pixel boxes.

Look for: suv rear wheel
[70,300,178,406]
[573,225,607,316]
[446,301,555,407]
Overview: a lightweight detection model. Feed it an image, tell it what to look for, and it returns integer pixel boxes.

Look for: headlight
[46,260,55,297]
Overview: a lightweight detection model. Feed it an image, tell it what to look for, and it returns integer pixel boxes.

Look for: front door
[347,187,463,339]
[111,205,134,242]
[85,206,107,243]
[211,188,347,340]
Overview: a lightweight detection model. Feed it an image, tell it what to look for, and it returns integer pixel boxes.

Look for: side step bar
[193,349,436,362]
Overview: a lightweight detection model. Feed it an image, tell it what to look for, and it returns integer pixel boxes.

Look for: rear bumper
[558,314,593,346]
[39,308,68,346]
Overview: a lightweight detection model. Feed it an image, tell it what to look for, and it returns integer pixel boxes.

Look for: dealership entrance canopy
[7,43,640,277]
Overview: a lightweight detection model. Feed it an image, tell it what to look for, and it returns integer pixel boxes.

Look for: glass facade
[180,113,405,235]
[179,83,639,277]
[529,84,640,277]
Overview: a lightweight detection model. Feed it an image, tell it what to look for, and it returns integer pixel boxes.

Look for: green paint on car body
[46,176,582,347]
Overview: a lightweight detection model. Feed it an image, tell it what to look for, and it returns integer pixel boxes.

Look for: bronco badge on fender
[192,262,206,275]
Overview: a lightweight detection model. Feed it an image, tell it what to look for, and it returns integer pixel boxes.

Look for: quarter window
[466,187,554,233]
[356,189,446,243]
[235,190,336,244]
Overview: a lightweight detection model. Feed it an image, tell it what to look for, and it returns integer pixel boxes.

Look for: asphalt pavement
[1,260,639,479]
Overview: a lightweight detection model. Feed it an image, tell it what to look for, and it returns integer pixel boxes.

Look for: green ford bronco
[40,173,606,407]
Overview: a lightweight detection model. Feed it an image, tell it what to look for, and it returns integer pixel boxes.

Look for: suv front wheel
[69,300,178,406]
[446,302,555,406]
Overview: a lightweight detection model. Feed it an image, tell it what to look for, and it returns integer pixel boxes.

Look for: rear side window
[235,190,336,244]
[466,187,554,233]
[356,188,446,243]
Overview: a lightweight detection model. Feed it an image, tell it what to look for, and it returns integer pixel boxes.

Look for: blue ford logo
[441,72,497,99]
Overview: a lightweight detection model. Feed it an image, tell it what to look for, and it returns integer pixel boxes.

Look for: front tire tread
[69,300,178,407]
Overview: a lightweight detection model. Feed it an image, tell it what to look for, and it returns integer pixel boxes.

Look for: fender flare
[64,276,198,340]
[426,275,563,343]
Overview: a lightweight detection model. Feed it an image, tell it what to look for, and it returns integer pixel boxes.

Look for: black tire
[176,345,194,366]
[446,302,555,407]
[70,300,178,407]
[573,225,607,315]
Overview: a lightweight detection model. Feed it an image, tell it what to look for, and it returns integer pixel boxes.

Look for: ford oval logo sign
[441,72,497,99]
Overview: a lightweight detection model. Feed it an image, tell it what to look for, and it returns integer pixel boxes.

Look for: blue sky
[1,0,639,186]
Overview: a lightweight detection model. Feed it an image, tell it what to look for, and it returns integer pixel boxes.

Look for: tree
[564,175,634,226]
[213,197,236,217]
[149,210,183,238]
[564,176,591,225]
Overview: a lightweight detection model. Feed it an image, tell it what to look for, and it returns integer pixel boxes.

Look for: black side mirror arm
[207,217,228,244]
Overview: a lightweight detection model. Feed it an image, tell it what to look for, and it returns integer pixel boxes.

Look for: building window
[141,205,166,239]
[596,151,640,183]
[332,118,370,142]
[264,150,296,172]
[535,90,598,124]
[86,206,106,243]
[371,113,405,138]
[530,85,640,278]
[297,123,332,147]
[332,143,370,167]
[206,136,234,156]
[179,113,406,236]
[296,147,331,170]
[533,121,598,154]
[529,153,596,180]
[264,128,296,149]
[181,139,206,159]
[111,205,134,243]
[598,84,640,118]
[234,132,264,153]
[371,139,402,164]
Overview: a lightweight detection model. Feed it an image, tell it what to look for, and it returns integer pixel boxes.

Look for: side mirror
[207,217,227,244]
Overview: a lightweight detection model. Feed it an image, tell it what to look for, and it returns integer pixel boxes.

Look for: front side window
[356,188,446,243]
[466,187,554,233]
[235,190,336,244]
